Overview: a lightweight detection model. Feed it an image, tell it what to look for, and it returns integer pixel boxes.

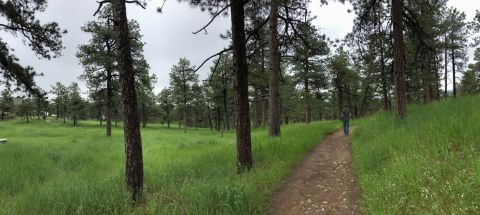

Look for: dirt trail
[270,129,360,215]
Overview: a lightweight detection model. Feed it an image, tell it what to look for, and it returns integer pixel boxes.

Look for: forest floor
[270,129,361,215]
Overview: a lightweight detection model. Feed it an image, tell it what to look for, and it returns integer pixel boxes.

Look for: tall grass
[352,96,480,214]
[0,119,338,214]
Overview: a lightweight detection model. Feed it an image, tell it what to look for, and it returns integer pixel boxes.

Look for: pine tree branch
[193,4,231,35]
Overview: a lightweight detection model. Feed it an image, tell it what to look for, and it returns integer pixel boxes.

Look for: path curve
[270,129,360,215]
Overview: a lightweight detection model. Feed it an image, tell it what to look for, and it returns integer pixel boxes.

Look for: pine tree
[0,0,64,93]
[169,58,199,133]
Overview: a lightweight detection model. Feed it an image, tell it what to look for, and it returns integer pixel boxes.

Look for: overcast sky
[1,0,477,96]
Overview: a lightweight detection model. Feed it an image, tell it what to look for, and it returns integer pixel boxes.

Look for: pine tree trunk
[216,106,221,131]
[261,97,267,127]
[304,59,311,124]
[106,68,113,137]
[1,109,4,120]
[142,103,147,128]
[223,88,230,131]
[207,105,213,131]
[231,0,252,172]
[268,0,281,136]
[392,0,407,118]
[112,0,143,202]
[380,41,389,110]
[183,100,187,133]
[451,38,456,98]
[444,34,448,98]
[37,102,40,120]
[167,110,170,128]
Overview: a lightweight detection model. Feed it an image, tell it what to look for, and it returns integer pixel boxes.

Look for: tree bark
[444,34,448,98]
[379,39,389,110]
[142,102,147,128]
[451,37,456,98]
[112,0,143,202]
[63,105,66,124]
[392,0,407,118]
[304,59,311,124]
[37,102,40,120]
[207,105,213,131]
[106,68,113,137]
[268,0,281,136]
[223,88,230,131]
[231,0,252,172]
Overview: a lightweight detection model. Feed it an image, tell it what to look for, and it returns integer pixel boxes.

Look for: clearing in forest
[270,129,360,215]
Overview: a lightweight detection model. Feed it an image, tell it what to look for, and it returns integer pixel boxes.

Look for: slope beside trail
[270,129,361,215]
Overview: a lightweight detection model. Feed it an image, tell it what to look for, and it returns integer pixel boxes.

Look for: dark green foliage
[169,58,199,132]
[0,0,64,92]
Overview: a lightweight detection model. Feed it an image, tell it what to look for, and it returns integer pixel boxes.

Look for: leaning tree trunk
[231,0,252,172]
[392,0,407,119]
[112,0,144,202]
[268,0,281,136]
[106,68,113,137]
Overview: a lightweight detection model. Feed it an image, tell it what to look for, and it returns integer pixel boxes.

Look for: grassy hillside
[0,119,338,214]
[352,96,480,214]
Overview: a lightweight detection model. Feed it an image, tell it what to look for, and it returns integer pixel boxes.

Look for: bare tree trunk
[231,0,252,172]
[261,97,267,127]
[216,105,221,131]
[106,68,113,137]
[112,0,143,202]
[304,59,311,124]
[268,0,281,136]
[223,88,230,131]
[379,40,389,110]
[142,103,147,128]
[444,34,448,98]
[392,0,407,118]
[207,105,213,131]
[183,100,187,133]
[451,38,456,98]
[37,102,40,120]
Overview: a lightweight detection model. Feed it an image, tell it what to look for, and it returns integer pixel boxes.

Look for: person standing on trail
[341,106,351,136]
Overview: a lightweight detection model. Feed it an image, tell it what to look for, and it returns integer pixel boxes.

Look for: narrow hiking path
[270,129,360,215]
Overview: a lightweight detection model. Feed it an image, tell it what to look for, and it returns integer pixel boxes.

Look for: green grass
[0,118,338,214]
[352,96,480,214]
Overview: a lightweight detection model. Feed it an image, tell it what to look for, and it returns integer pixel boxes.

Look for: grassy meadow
[0,118,338,214]
[352,96,480,214]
